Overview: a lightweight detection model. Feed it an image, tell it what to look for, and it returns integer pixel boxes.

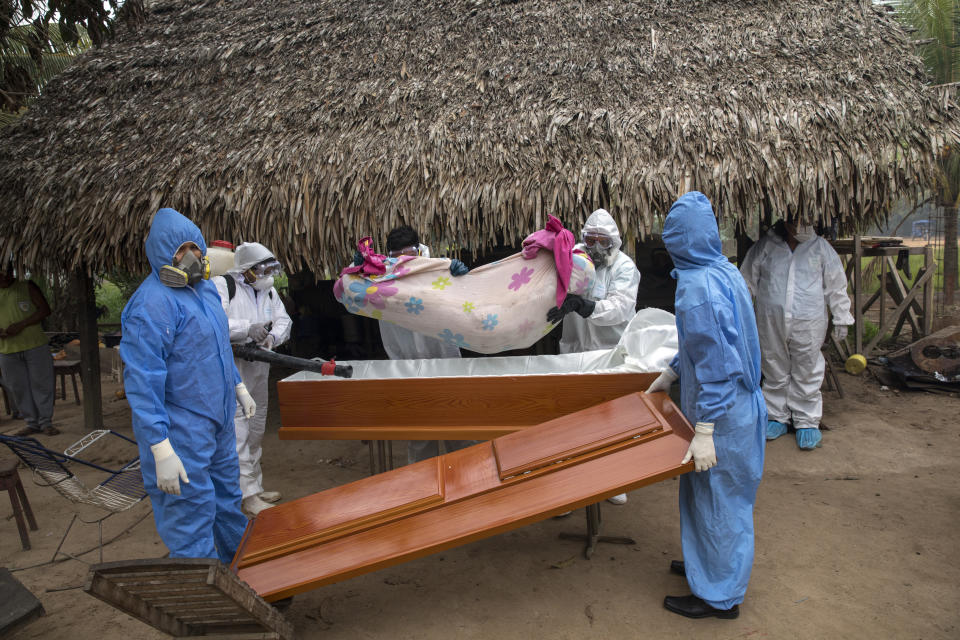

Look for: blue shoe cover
[796,428,822,450]
[766,420,788,441]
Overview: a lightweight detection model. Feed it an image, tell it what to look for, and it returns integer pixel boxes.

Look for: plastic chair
[0,430,148,564]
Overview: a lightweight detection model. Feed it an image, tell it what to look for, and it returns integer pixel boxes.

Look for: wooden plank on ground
[84,559,293,639]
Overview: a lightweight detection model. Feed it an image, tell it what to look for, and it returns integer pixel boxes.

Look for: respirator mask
[159,249,210,288]
[793,225,815,243]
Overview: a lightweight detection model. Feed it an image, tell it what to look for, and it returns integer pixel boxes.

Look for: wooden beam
[924,246,935,335]
[863,268,936,356]
[854,235,863,355]
[879,252,886,333]
[73,270,103,430]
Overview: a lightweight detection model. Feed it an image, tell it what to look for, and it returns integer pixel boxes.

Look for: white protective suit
[559,209,641,354]
[378,244,469,463]
[214,243,292,499]
[740,229,853,430]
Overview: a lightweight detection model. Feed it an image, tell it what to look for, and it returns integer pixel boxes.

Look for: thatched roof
[1,0,957,275]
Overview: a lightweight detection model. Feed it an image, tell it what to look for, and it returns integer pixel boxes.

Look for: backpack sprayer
[232,343,353,378]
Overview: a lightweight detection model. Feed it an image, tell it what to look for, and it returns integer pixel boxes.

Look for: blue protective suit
[120,208,247,564]
[662,192,767,610]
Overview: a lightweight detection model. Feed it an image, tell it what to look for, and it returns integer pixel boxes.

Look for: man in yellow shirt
[0,263,58,436]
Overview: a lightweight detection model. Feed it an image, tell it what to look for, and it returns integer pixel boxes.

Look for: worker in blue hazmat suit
[376,225,474,464]
[120,208,256,564]
[645,192,766,619]
[548,208,640,505]
[740,217,853,450]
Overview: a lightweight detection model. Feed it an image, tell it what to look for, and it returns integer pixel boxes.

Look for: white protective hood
[582,208,623,258]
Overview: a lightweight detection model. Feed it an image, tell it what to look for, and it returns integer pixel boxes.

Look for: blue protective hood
[145,208,207,274]
[662,192,725,270]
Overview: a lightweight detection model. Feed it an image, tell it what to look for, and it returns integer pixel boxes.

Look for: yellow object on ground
[845,354,867,375]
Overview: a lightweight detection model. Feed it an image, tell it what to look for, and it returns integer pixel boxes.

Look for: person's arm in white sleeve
[739,241,761,297]
[213,274,252,343]
[266,288,293,348]
[588,260,640,326]
[820,240,854,326]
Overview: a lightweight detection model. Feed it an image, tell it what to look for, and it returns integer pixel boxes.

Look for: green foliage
[896,2,960,201]
[1,0,144,118]
[95,279,125,323]
[897,0,960,85]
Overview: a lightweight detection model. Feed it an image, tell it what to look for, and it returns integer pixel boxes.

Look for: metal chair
[0,430,148,564]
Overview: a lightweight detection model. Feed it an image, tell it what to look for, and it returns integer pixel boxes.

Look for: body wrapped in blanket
[334,218,596,354]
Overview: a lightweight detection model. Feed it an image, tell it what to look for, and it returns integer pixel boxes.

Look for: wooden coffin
[277,371,657,440]
[235,391,693,600]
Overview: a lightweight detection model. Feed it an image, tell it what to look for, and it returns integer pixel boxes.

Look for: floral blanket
[334,232,596,354]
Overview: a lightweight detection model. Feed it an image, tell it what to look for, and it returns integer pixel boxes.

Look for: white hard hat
[233,242,275,272]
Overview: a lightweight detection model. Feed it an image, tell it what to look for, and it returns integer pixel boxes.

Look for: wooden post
[74,270,103,430]
[879,252,886,336]
[853,235,863,355]
[924,245,935,335]
[735,228,749,266]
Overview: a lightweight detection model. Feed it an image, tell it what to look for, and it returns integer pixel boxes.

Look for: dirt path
[2,368,958,639]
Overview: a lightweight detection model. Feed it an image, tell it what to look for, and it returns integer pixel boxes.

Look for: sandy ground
[2,362,959,640]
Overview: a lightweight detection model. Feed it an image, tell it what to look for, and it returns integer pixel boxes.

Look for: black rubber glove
[449,259,469,276]
[546,294,596,323]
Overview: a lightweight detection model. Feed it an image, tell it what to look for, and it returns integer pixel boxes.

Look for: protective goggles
[251,259,283,277]
[387,245,421,258]
[582,233,613,249]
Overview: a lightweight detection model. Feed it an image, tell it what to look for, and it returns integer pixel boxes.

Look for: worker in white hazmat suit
[376,225,474,465]
[214,242,292,515]
[548,208,640,504]
[739,217,853,450]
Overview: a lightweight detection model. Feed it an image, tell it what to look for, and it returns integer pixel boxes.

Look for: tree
[1,0,143,124]
[897,0,960,304]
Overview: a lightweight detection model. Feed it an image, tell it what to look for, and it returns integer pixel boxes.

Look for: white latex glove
[645,366,678,394]
[682,422,717,472]
[261,335,275,351]
[236,383,257,419]
[150,438,189,495]
[833,324,849,341]
[247,322,269,342]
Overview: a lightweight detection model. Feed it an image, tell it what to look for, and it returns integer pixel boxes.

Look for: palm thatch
[1,0,957,275]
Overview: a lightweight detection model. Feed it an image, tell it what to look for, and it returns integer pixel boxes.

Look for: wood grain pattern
[236,392,693,601]
[492,393,662,480]
[235,458,444,567]
[277,372,656,440]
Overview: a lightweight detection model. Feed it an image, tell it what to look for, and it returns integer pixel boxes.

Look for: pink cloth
[340,236,388,277]
[521,215,576,307]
